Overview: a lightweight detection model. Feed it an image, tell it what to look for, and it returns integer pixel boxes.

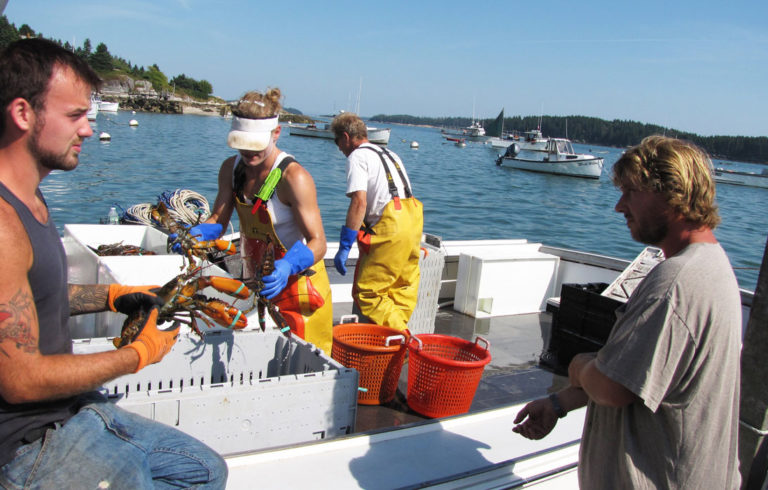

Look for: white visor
[227,115,279,151]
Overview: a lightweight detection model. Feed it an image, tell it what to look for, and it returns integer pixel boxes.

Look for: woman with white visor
[188,88,333,353]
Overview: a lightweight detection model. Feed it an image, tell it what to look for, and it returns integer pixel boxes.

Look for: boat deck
[331,301,570,433]
[224,303,580,489]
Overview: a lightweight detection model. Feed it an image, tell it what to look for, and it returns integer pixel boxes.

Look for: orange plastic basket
[331,323,407,405]
[406,335,491,418]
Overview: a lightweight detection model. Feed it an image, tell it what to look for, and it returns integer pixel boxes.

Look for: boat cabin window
[548,140,575,155]
[546,140,556,153]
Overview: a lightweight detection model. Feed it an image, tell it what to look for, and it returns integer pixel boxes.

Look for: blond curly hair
[612,135,720,228]
[231,87,282,119]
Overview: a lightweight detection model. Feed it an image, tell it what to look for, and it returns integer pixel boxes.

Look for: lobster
[113,269,252,348]
[254,239,291,335]
[88,242,157,256]
[151,202,236,270]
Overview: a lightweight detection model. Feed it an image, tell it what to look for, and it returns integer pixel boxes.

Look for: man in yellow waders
[331,112,423,331]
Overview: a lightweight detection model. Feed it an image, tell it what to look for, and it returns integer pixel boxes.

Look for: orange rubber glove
[122,307,180,372]
[108,284,163,314]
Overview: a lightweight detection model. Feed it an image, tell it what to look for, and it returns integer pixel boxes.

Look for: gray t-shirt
[579,243,741,489]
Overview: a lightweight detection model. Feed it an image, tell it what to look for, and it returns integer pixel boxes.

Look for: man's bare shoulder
[0,198,32,270]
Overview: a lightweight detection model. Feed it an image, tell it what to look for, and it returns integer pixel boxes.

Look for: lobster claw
[197,276,251,299]
[200,300,248,329]
[191,239,237,256]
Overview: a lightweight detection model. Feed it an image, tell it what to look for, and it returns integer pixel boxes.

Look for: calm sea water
[43,111,768,291]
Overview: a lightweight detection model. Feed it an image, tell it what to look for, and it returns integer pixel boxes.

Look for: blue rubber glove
[188,223,223,241]
[169,223,222,254]
[261,241,315,299]
[334,225,359,276]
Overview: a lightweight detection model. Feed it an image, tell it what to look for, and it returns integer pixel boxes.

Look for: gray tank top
[0,183,83,467]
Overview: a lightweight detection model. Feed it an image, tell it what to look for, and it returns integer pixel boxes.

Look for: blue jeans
[0,400,227,489]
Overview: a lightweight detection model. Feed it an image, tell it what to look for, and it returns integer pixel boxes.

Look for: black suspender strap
[276,155,297,173]
[356,145,414,199]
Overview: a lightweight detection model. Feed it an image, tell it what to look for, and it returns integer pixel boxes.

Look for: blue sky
[4,0,767,137]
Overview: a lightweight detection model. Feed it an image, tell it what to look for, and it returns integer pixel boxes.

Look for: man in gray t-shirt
[513,135,741,489]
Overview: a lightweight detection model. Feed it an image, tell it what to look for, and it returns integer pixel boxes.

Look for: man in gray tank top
[0,39,227,487]
[513,136,741,489]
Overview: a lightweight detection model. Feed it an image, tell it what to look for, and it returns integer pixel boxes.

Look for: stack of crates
[540,247,664,374]
[541,283,622,374]
[407,234,446,335]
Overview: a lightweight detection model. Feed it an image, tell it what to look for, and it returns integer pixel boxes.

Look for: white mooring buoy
[410,141,419,149]
[129,119,139,127]
[99,132,111,141]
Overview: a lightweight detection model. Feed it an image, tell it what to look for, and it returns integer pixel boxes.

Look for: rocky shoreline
[105,95,314,122]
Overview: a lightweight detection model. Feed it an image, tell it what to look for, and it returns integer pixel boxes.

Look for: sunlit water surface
[43,111,768,291]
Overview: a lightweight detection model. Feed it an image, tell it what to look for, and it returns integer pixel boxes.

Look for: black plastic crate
[540,283,623,374]
[558,283,622,341]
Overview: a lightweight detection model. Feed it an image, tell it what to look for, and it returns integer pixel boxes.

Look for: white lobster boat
[289,122,391,146]
[713,167,768,189]
[496,137,604,179]
[62,224,763,489]
[87,94,99,121]
[441,121,488,142]
[489,128,551,150]
[98,100,119,112]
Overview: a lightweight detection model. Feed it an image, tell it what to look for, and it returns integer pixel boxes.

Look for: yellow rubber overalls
[353,146,423,331]
[234,156,333,353]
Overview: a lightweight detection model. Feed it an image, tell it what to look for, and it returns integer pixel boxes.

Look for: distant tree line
[371,114,768,165]
[0,15,214,101]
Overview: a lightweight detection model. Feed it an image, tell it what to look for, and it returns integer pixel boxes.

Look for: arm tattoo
[0,289,39,357]
[68,284,108,316]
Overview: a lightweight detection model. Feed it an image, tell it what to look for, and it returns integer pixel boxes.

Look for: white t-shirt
[345,143,412,227]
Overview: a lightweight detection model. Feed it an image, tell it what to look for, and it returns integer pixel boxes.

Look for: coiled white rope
[166,189,211,224]
[120,189,211,226]
[121,202,155,225]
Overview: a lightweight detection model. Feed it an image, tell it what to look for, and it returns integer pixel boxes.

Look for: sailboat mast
[355,77,362,115]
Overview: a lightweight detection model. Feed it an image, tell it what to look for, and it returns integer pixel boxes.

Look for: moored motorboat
[87,94,99,121]
[713,167,768,189]
[98,99,119,112]
[289,122,391,145]
[489,128,550,151]
[441,121,487,142]
[517,128,549,151]
[496,137,604,179]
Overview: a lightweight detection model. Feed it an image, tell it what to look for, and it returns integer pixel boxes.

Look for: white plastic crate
[64,224,174,339]
[454,244,560,318]
[64,224,170,282]
[407,236,446,334]
[601,246,664,302]
[72,330,358,455]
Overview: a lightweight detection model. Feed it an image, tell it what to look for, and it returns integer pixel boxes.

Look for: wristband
[549,393,567,418]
